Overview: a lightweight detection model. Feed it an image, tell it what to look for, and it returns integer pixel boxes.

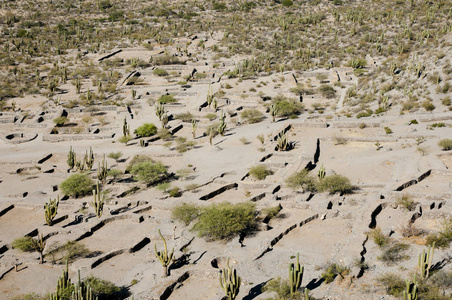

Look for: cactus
[212,97,218,111]
[209,128,214,145]
[154,229,174,277]
[270,103,278,123]
[418,242,435,279]
[75,78,81,94]
[403,276,418,300]
[318,164,326,180]
[140,138,145,147]
[44,196,59,226]
[219,258,241,300]
[32,233,46,264]
[55,260,71,297]
[207,83,214,108]
[218,118,226,136]
[289,253,304,295]
[84,147,94,170]
[276,132,288,151]
[72,270,94,300]
[67,146,76,170]
[122,118,130,138]
[91,182,104,218]
[191,119,198,139]
[131,89,136,99]
[161,113,169,129]
[155,102,165,121]
[97,154,107,184]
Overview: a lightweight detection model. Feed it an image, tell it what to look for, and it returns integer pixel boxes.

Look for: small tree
[134,123,157,137]
[130,161,168,186]
[60,173,94,198]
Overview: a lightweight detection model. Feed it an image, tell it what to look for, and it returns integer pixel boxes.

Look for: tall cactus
[44,196,59,226]
[122,118,130,138]
[418,242,435,279]
[289,253,304,295]
[32,233,46,264]
[161,113,169,128]
[318,164,326,180]
[84,147,94,170]
[154,229,174,277]
[207,83,214,108]
[219,258,241,300]
[155,102,165,121]
[270,103,278,123]
[67,146,76,170]
[218,117,226,136]
[97,154,107,184]
[56,260,71,297]
[403,276,418,300]
[72,270,94,300]
[91,182,104,218]
[191,119,198,139]
[276,132,288,151]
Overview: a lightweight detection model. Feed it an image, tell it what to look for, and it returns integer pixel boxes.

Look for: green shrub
[368,227,389,247]
[377,242,410,265]
[285,169,318,192]
[157,128,173,140]
[11,293,46,300]
[126,155,153,172]
[47,241,90,264]
[205,113,217,121]
[174,112,194,122]
[172,203,200,225]
[168,187,182,197]
[261,277,295,299]
[60,173,94,198]
[384,127,393,134]
[192,202,256,240]
[431,122,446,128]
[426,216,452,248]
[107,169,123,182]
[153,68,168,76]
[241,108,264,124]
[273,97,304,118]
[347,58,366,69]
[249,165,272,180]
[356,109,373,118]
[395,194,417,211]
[12,236,35,252]
[53,116,68,127]
[130,161,168,186]
[438,138,452,151]
[319,85,336,99]
[262,205,282,220]
[134,123,157,137]
[422,100,435,111]
[282,0,293,7]
[107,151,122,162]
[317,174,354,194]
[158,94,177,104]
[84,276,123,300]
[321,263,350,284]
[377,273,405,297]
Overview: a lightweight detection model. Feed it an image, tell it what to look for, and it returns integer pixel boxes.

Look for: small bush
[377,273,405,296]
[153,68,168,76]
[438,139,452,151]
[53,116,68,127]
[107,151,122,162]
[168,187,182,197]
[60,173,94,198]
[205,113,217,121]
[241,108,264,124]
[126,155,153,172]
[262,205,282,221]
[400,223,424,238]
[172,203,200,225]
[84,276,123,300]
[377,242,410,265]
[47,241,90,264]
[347,58,366,69]
[422,100,435,111]
[134,123,157,137]
[368,227,389,247]
[395,194,417,211]
[356,109,373,118]
[426,216,452,248]
[249,165,272,180]
[158,94,177,104]
[282,0,293,7]
[321,263,350,284]
[285,169,318,192]
[319,85,336,99]
[12,236,35,252]
[273,98,304,118]
[384,127,393,134]
[317,175,354,194]
[261,277,295,299]
[174,112,194,122]
[192,202,256,241]
[130,161,168,186]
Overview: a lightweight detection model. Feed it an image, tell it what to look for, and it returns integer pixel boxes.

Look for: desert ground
[0,0,451,299]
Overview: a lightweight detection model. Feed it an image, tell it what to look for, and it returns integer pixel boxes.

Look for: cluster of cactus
[317,164,326,180]
[91,182,104,218]
[44,196,59,226]
[84,147,94,170]
[218,111,226,136]
[154,229,174,277]
[276,132,288,151]
[418,242,435,279]
[53,261,71,299]
[72,271,95,300]
[191,119,198,139]
[270,103,278,123]
[50,262,97,300]
[219,258,241,300]
[207,83,214,108]
[97,154,107,184]
[403,276,418,300]
[67,146,76,170]
[289,253,304,295]
[32,233,46,264]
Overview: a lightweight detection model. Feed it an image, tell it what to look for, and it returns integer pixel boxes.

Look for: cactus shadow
[242,280,270,300]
